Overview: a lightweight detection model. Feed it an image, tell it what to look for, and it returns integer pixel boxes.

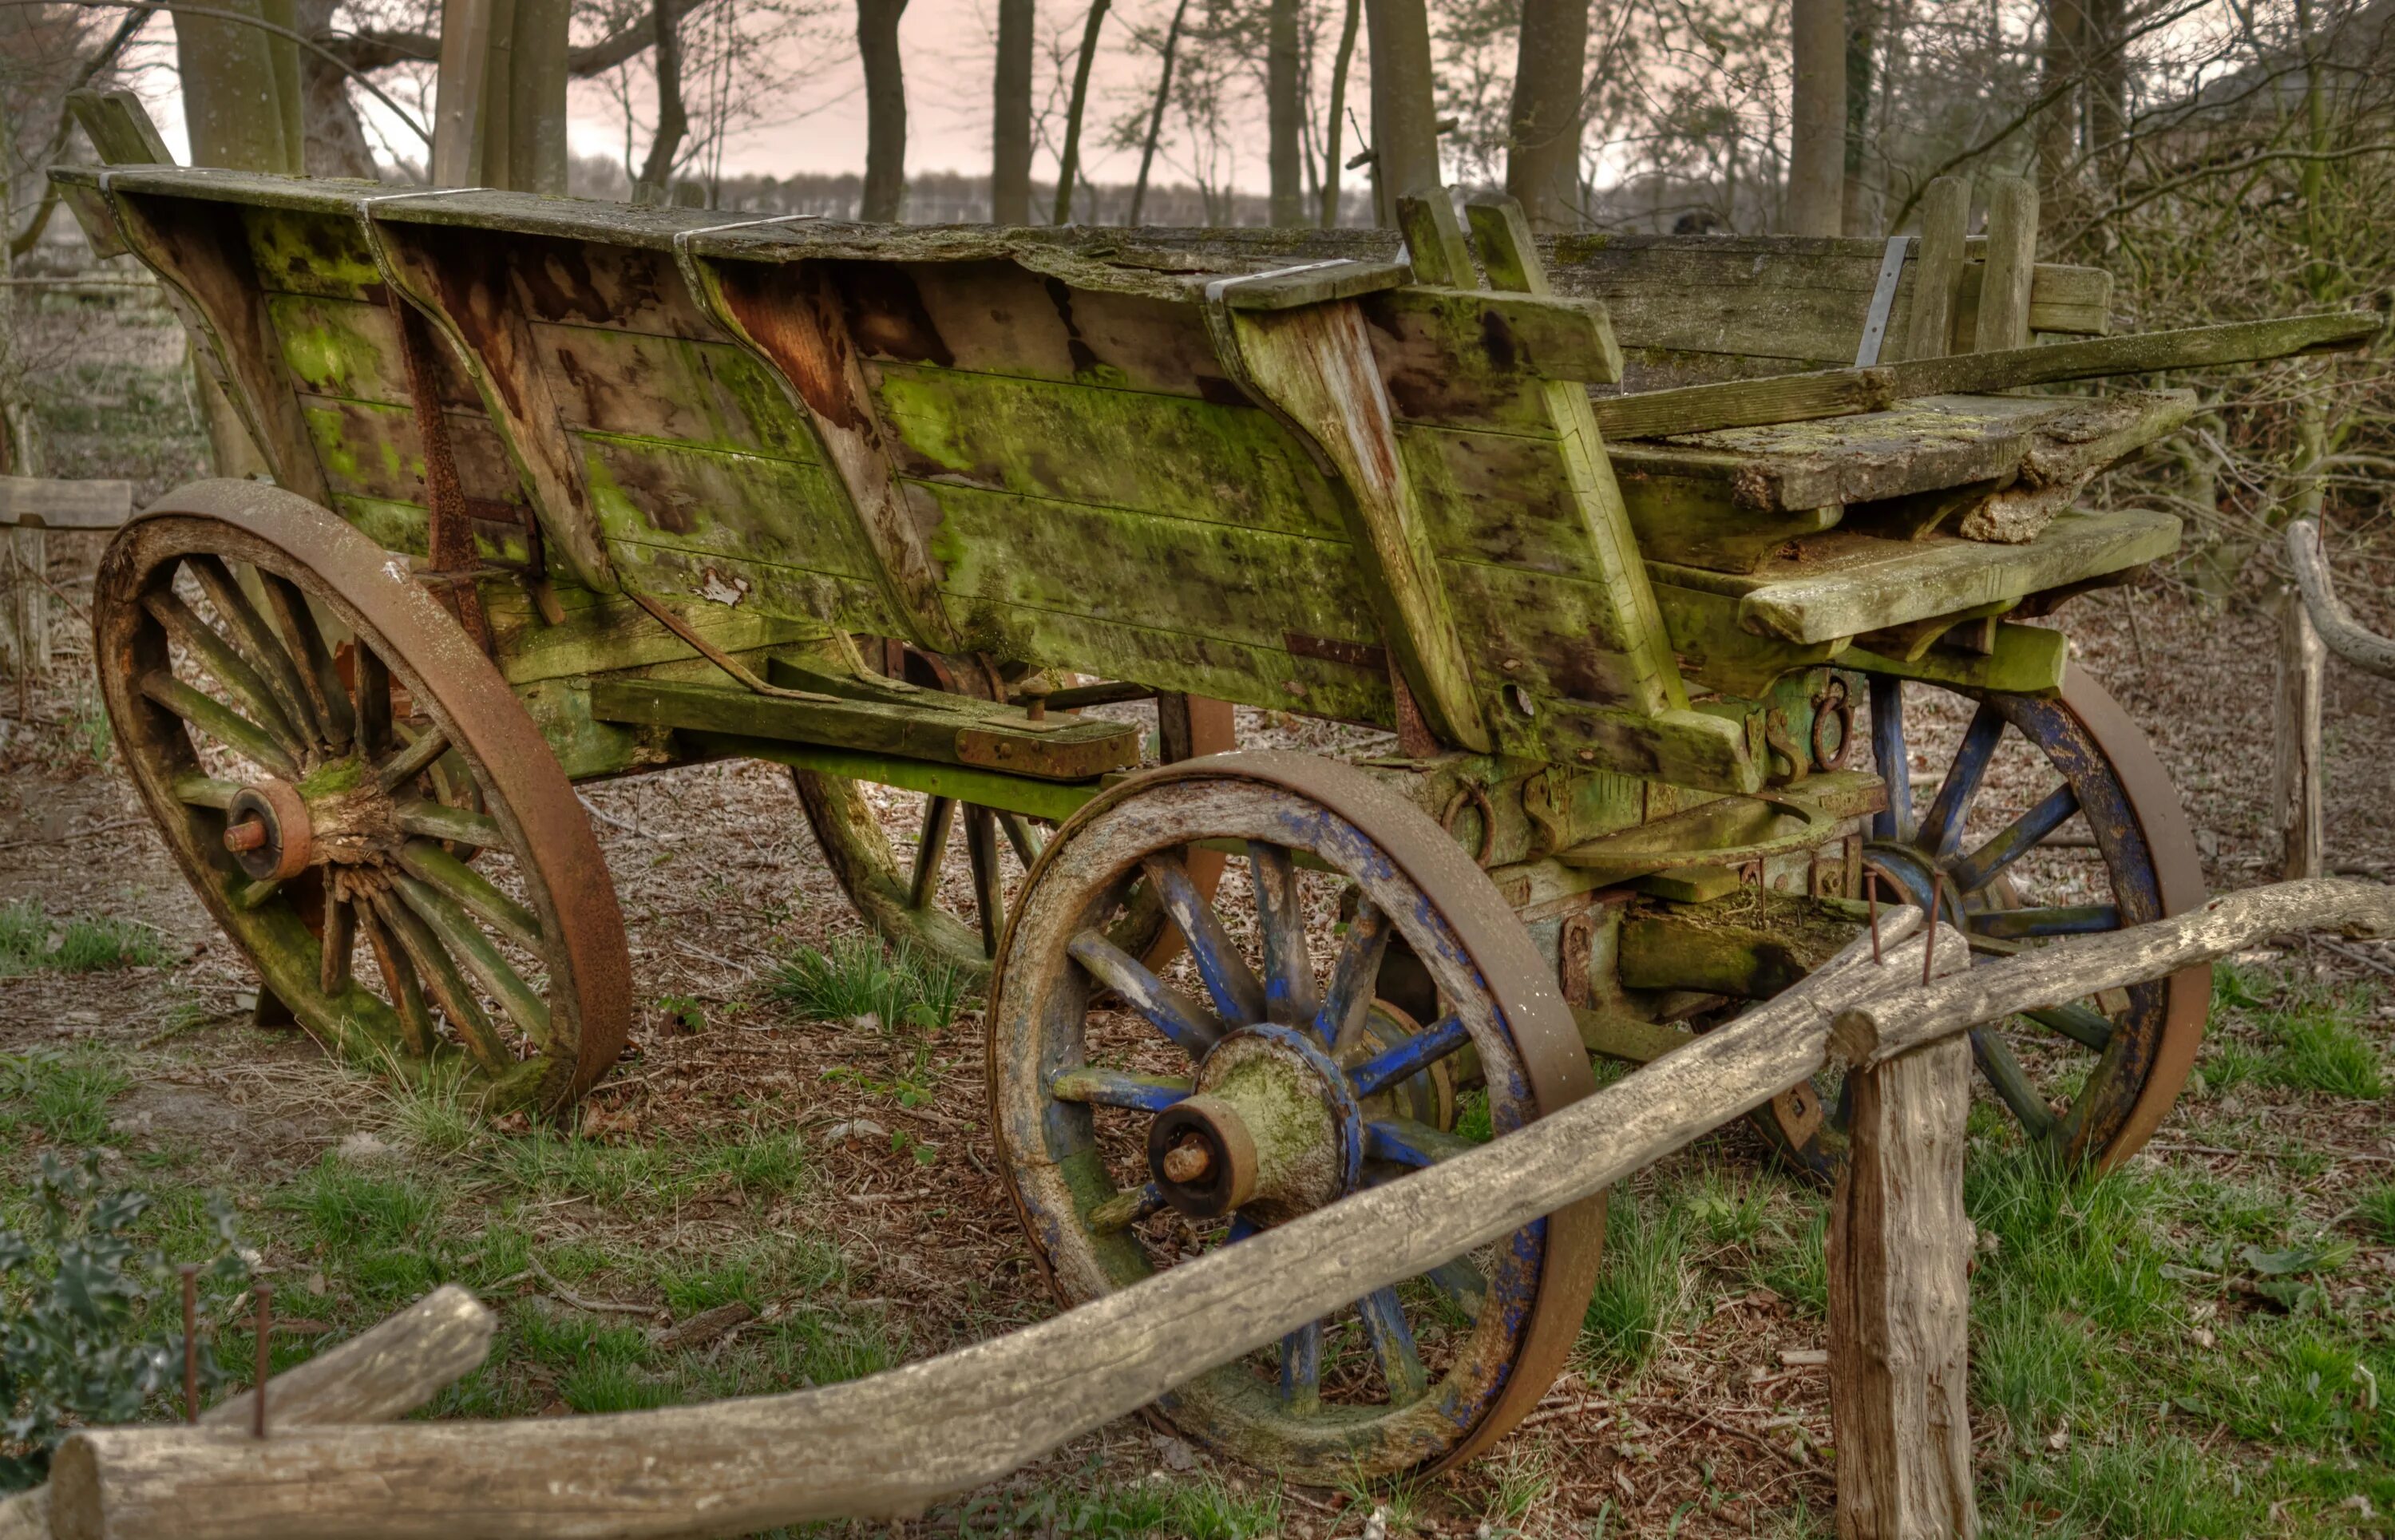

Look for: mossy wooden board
[266,294,430,406]
[335,495,530,567]
[919,482,1376,654]
[870,362,1346,540]
[601,535,905,639]
[576,431,879,579]
[297,397,521,506]
[937,596,1395,723]
[240,204,385,302]
[492,232,719,339]
[531,322,821,462]
[1437,558,1677,713]
[482,579,830,687]
[1649,508,2182,645]
[1354,289,1567,431]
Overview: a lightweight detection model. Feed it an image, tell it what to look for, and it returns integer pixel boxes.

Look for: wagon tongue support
[1145,1025,1362,1225]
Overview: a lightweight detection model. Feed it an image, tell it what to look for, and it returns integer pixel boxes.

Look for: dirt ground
[5,294,2395,1538]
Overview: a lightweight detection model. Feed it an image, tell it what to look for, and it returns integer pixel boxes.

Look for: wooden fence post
[2274,584,2326,880]
[1827,1033,1978,1540]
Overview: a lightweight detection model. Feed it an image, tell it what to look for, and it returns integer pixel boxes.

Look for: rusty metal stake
[1923,872,1945,985]
[252,1285,272,1438]
[180,1264,200,1423]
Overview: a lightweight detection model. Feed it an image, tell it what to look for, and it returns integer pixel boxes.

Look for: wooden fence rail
[38,880,2395,1540]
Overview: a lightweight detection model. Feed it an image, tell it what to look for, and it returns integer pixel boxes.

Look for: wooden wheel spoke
[367,888,512,1071]
[1348,1011,1471,1100]
[2024,1002,2115,1052]
[998,811,1043,869]
[140,668,298,779]
[1279,1320,1322,1414]
[1972,902,2120,940]
[171,773,240,809]
[1140,850,1266,1027]
[360,906,437,1056]
[395,839,544,953]
[1917,702,2006,859]
[964,806,1005,957]
[1364,1114,1479,1170]
[352,645,394,762]
[1426,1256,1487,1321]
[142,591,309,758]
[377,725,453,794]
[1249,841,1316,1028]
[391,873,552,1049]
[1067,928,1224,1058]
[909,796,958,911]
[1951,782,2081,893]
[1087,1181,1166,1235]
[1970,1027,2058,1141]
[1047,1067,1190,1110]
[1356,1286,1429,1403]
[394,799,507,849]
[1317,896,1394,1053]
[1868,675,1910,839]
[320,891,357,996]
[184,556,324,744]
[256,571,353,750]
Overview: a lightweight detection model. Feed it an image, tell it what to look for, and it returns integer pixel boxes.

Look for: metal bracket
[1855,236,1915,368]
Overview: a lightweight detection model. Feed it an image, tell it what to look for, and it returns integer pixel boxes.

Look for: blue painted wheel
[988,752,1603,1483]
[1765,667,2207,1174]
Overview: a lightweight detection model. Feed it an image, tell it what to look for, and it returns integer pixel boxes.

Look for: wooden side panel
[241,204,386,302]
[534,323,822,462]
[297,398,521,508]
[576,433,880,582]
[601,538,902,639]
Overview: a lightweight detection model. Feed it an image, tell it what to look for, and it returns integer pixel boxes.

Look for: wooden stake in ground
[2274,585,2327,881]
[1828,1032,1977,1539]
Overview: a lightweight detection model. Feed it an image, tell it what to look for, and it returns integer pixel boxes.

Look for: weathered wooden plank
[0,477,133,530]
[1843,620,2068,696]
[577,431,875,576]
[241,203,389,302]
[1650,509,2180,646]
[600,536,906,641]
[1436,558,1680,710]
[1594,312,2376,441]
[687,255,964,651]
[1975,176,2038,354]
[267,293,455,406]
[1217,299,1491,751]
[533,323,821,462]
[1901,177,1969,363]
[2274,589,2326,880]
[335,494,531,567]
[919,481,1376,655]
[296,396,520,507]
[1652,583,1847,699]
[482,577,827,686]
[871,362,1348,540]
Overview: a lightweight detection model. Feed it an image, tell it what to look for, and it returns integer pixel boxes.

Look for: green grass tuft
[765,936,964,1034]
[0,901,166,976]
[1579,1186,1692,1376]
[0,1044,130,1146]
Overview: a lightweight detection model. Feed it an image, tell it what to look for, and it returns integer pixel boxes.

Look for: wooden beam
[0,477,134,529]
[1593,311,2379,441]
[1828,1031,1977,1539]
[1975,176,2037,354]
[0,1285,492,1540]
[63,89,172,167]
[1901,176,1969,363]
[2274,588,2326,881]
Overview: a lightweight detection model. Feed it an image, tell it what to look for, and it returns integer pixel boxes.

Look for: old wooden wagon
[51,131,2373,1483]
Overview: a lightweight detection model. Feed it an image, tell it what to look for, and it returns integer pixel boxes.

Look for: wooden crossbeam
[1595,311,2381,442]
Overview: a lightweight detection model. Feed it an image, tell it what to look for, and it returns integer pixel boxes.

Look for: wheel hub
[221,761,401,881]
[1148,1024,1362,1225]
[223,778,312,882]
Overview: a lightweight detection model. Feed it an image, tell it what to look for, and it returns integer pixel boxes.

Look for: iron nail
[180,1264,200,1424]
[252,1285,273,1438]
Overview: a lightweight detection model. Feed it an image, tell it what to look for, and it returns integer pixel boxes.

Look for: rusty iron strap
[620,590,837,703]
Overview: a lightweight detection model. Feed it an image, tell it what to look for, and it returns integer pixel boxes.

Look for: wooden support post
[1902,176,1969,362]
[2275,585,2326,880]
[1827,1034,1977,1540]
[2,524,47,683]
[1975,176,2038,354]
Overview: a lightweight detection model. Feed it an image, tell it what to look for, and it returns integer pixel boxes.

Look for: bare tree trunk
[506,0,570,193]
[176,0,301,172]
[2035,0,2084,223]
[1319,0,1360,227]
[857,0,909,220]
[1364,0,1443,225]
[632,0,688,200]
[1840,0,1878,234]
[1503,0,1589,232]
[1051,0,1111,224]
[1127,0,1189,226]
[298,0,379,176]
[1787,0,1844,236]
[1268,0,1303,224]
[2084,0,2124,200]
[992,0,1034,223]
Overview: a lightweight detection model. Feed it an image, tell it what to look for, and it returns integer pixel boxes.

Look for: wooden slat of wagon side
[1649,508,2183,646]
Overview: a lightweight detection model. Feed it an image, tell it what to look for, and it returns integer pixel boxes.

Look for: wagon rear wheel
[1760,667,2207,1174]
[790,648,1233,980]
[93,481,631,1113]
[990,752,1602,1483]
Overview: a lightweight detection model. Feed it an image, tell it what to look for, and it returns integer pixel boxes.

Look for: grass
[2201,967,2385,1100]
[766,936,965,1035]
[0,1043,129,1146]
[948,1472,1285,1538]
[0,900,167,976]
[1579,1183,1694,1377]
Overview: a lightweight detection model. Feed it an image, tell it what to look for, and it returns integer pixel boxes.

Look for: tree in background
[857,0,908,219]
[992,0,1035,223]
[1503,0,1589,229]
[1786,0,1844,233]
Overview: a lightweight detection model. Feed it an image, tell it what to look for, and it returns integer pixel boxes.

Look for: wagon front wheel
[989,751,1603,1483]
[93,481,631,1113]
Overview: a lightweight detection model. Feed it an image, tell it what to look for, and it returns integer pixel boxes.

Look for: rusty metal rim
[988,749,1602,1480]
[2057,670,2209,1170]
[101,480,630,1107]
